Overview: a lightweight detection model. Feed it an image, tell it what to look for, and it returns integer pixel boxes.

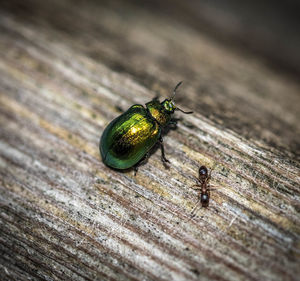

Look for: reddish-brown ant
[191,165,211,208]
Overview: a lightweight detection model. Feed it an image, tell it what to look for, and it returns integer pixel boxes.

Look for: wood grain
[0,1,299,280]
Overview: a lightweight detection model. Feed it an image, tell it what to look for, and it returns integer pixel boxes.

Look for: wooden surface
[0,0,300,280]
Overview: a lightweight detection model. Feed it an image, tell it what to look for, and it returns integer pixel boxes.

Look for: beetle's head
[162,99,176,114]
[147,82,192,126]
[162,81,193,115]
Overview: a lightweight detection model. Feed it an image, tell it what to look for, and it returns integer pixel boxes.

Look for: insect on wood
[99,82,193,172]
[191,165,211,208]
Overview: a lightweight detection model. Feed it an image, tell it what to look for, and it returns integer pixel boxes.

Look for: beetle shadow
[114,105,124,113]
[105,145,161,176]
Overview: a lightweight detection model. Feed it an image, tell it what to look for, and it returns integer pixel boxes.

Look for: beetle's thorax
[146,99,174,126]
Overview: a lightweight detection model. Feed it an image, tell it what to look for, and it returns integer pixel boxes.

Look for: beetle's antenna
[171,81,183,100]
[176,107,193,114]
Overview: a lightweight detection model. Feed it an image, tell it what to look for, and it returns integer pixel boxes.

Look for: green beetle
[100,82,192,171]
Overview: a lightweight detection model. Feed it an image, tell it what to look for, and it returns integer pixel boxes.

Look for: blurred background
[126,0,300,77]
[5,0,300,75]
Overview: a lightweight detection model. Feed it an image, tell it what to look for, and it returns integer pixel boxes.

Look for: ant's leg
[208,169,212,181]
[208,162,218,181]
[190,184,201,190]
[209,185,221,191]
[187,200,202,222]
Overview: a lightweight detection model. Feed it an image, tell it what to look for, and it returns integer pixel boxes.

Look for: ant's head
[199,166,208,178]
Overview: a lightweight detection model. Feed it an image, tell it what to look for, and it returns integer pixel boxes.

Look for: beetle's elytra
[100,82,192,170]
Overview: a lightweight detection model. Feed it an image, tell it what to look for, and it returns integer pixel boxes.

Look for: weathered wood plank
[0,1,299,281]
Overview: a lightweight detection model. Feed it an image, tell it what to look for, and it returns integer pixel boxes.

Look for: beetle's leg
[134,152,150,176]
[159,136,170,163]
[169,120,177,129]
